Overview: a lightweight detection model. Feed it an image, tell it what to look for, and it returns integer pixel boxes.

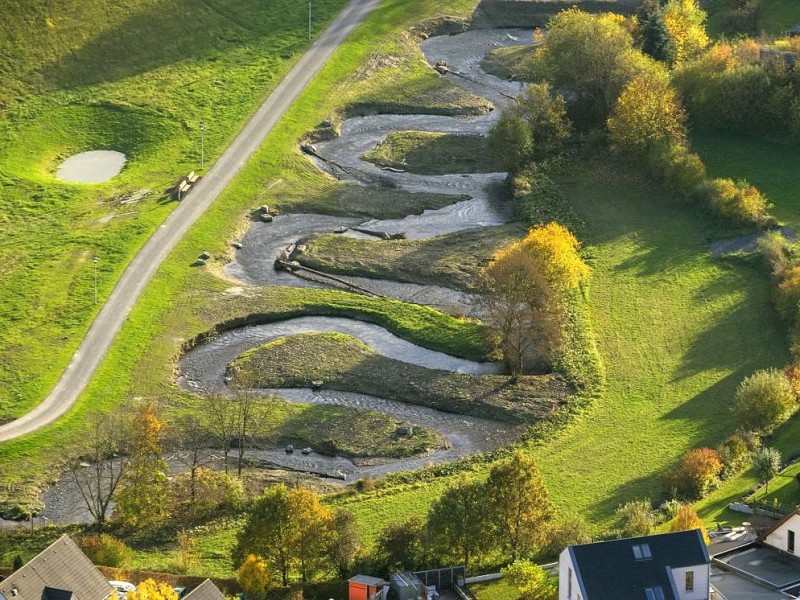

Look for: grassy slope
[0,0,351,419]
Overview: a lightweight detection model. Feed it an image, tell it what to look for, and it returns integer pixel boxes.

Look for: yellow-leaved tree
[607,72,686,155]
[663,0,709,64]
[480,223,588,380]
[670,505,710,545]
[125,580,178,600]
[238,554,270,599]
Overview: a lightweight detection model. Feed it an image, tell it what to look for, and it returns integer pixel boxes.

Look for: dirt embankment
[471,0,639,29]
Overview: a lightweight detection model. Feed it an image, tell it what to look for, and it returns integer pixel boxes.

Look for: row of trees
[69,396,267,529]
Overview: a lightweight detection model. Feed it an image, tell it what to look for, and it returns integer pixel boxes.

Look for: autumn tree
[328,510,361,580]
[487,451,553,560]
[170,468,245,524]
[232,392,270,477]
[173,414,215,500]
[426,475,491,571]
[125,579,178,600]
[607,72,687,156]
[735,369,796,433]
[665,447,723,499]
[202,394,237,474]
[534,9,660,125]
[670,505,709,545]
[233,485,333,585]
[502,560,558,600]
[115,404,170,531]
[663,0,709,64]
[69,412,130,524]
[479,223,589,380]
[238,554,270,600]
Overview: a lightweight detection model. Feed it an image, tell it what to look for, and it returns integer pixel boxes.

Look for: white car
[108,581,136,597]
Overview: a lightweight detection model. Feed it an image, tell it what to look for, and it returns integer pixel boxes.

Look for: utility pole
[200,123,206,170]
[93,256,98,305]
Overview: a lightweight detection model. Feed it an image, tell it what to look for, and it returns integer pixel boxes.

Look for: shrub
[735,368,797,433]
[171,468,245,524]
[77,534,133,567]
[698,177,771,226]
[758,231,793,280]
[664,448,722,499]
[238,554,270,600]
[511,166,583,231]
[659,498,683,520]
[647,142,706,200]
[717,432,760,477]
[542,514,592,558]
[776,265,800,320]
[615,499,658,537]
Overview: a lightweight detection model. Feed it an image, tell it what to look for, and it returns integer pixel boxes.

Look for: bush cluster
[77,533,133,567]
[662,447,723,499]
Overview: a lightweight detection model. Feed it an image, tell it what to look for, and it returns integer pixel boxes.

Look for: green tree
[328,510,361,580]
[735,369,796,433]
[426,475,491,571]
[233,485,333,585]
[234,485,294,586]
[487,451,553,560]
[115,404,170,531]
[615,499,657,538]
[375,516,427,573]
[638,0,676,64]
[502,559,557,600]
[534,9,660,125]
[488,112,532,172]
[754,447,782,496]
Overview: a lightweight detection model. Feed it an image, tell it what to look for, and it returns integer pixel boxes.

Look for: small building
[0,536,113,600]
[761,508,800,556]
[390,572,426,600]
[348,575,387,600]
[559,530,711,600]
[181,580,226,600]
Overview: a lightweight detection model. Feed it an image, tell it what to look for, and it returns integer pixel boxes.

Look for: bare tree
[68,412,130,524]
[172,415,215,501]
[202,394,237,474]
[233,392,271,476]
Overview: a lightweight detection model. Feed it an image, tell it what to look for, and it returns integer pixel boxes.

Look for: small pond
[57,150,126,183]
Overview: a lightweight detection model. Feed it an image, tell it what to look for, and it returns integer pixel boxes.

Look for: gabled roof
[182,580,225,600]
[759,508,800,543]
[568,530,710,600]
[0,536,112,600]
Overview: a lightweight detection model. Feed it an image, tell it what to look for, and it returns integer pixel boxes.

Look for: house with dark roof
[181,580,225,600]
[558,530,711,600]
[0,536,113,600]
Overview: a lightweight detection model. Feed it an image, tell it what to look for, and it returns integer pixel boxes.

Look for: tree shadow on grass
[36,0,314,91]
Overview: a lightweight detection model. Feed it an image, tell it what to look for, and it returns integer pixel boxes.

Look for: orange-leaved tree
[670,505,709,545]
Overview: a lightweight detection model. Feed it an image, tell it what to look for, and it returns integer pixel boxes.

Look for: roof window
[645,587,665,600]
[632,543,652,560]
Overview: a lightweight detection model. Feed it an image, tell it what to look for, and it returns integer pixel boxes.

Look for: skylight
[645,587,665,600]
[633,543,653,560]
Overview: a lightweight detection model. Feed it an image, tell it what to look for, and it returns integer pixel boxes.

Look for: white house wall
[670,564,710,600]
[765,513,800,556]
[558,548,585,600]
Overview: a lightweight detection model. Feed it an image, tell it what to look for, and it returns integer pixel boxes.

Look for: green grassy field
[0,0,355,420]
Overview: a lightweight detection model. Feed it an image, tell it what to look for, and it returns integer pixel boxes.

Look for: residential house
[761,509,800,557]
[181,580,226,600]
[559,530,711,600]
[0,536,113,600]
